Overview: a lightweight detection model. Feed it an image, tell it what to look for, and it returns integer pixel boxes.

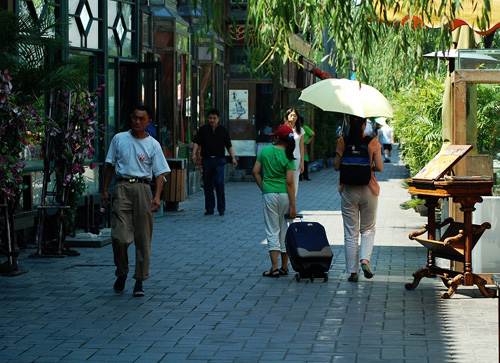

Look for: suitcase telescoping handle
[284,214,303,220]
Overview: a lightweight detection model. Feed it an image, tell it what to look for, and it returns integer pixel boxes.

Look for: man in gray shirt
[102,105,170,297]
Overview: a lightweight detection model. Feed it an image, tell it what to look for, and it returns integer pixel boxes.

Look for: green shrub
[313,109,340,160]
[477,84,500,157]
[392,77,444,175]
[400,198,425,210]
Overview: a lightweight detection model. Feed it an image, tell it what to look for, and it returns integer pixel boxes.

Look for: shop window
[68,0,101,49]
[107,0,136,58]
[199,64,212,125]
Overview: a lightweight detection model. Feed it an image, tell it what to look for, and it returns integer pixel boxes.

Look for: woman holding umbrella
[334,116,384,282]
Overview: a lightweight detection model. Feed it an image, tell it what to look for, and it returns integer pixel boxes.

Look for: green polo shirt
[257,145,296,194]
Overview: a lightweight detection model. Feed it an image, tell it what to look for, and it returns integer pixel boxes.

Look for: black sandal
[278,268,288,276]
[263,268,280,278]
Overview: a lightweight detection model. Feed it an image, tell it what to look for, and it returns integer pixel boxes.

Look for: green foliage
[246,1,493,78]
[400,198,425,210]
[392,77,444,175]
[0,10,86,103]
[65,174,87,237]
[0,71,44,200]
[476,84,500,157]
[357,27,447,96]
[393,80,499,176]
[312,110,341,159]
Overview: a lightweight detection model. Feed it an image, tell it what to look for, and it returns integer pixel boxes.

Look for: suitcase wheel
[323,274,328,282]
[295,273,300,282]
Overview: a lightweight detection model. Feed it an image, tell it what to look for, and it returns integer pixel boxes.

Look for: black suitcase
[285,216,333,282]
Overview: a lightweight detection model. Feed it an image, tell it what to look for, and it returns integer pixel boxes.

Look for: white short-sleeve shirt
[379,125,393,145]
[105,131,170,179]
[292,127,305,168]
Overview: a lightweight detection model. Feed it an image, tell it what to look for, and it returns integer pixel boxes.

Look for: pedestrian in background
[378,119,394,163]
[299,118,315,181]
[282,108,304,196]
[252,124,297,277]
[102,105,170,297]
[192,109,237,216]
[334,115,383,282]
[145,116,157,140]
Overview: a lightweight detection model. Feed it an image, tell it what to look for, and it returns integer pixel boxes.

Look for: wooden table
[405,178,496,298]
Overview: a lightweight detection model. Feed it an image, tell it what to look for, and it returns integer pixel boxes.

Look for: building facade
[1,0,316,239]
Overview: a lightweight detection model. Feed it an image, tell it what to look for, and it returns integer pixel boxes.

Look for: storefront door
[115,60,160,137]
[138,61,161,141]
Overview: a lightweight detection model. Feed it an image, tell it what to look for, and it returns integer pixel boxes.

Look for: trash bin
[163,158,187,211]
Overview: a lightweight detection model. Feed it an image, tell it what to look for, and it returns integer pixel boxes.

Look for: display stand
[0,197,27,276]
[405,144,495,298]
[30,92,79,258]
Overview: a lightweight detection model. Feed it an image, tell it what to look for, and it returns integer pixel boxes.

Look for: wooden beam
[452,70,500,84]
[452,81,467,146]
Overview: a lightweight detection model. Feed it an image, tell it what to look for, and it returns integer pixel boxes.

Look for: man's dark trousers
[202,157,226,214]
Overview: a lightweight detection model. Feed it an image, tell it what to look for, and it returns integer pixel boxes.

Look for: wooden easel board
[413,144,472,181]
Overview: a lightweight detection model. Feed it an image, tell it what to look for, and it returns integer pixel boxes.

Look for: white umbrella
[298,78,393,118]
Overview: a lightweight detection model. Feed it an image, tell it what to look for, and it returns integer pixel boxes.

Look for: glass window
[199,64,213,125]
[122,3,132,30]
[68,0,101,50]
[69,18,82,47]
[107,0,136,58]
[69,0,80,14]
[142,13,152,47]
[19,1,56,37]
[107,64,116,140]
[87,0,99,16]
[87,21,99,49]
[108,1,117,25]
[122,33,132,57]
[108,29,118,57]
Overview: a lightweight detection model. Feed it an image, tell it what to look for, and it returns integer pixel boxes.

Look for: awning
[310,67,333,80]
[374,0,500,35]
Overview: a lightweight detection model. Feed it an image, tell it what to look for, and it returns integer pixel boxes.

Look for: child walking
[252,125,297,277]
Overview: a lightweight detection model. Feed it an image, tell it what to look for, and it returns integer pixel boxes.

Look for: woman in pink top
[334,116,384,282]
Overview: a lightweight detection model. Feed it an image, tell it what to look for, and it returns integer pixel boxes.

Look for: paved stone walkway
[0,147,497,362]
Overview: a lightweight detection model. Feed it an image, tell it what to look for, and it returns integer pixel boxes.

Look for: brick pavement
[0,147,497,363]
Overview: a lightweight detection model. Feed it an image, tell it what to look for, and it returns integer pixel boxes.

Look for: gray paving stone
[331,353,357,363]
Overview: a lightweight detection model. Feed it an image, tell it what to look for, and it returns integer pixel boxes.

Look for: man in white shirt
[102,105,170,297]
[378,121,394,163]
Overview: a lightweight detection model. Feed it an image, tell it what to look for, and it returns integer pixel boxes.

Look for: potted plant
[400,197,427,217]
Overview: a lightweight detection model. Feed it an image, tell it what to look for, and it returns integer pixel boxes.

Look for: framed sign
[229,89,248,120]
[413,144,472,181]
